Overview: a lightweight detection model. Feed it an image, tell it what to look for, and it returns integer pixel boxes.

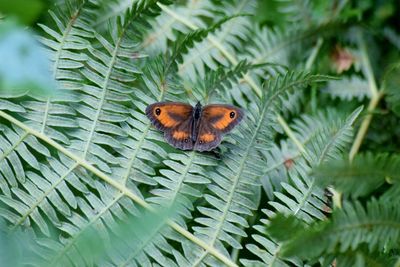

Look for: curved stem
[349,32,382,162]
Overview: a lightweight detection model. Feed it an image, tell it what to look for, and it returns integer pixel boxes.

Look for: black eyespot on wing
[230,111,235,119]
[184,139,189,143]
[155,108,161,116]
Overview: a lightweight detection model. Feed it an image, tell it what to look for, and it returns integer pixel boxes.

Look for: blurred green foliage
[0,20,56,97]
[0,0,47,25]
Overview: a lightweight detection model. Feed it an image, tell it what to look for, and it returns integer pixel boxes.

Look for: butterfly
[146,101,244,151]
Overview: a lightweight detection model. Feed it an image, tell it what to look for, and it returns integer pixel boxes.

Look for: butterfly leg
[205,147,221,159]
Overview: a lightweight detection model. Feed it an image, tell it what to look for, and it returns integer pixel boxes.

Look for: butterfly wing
[146,102,195,150]
[194,104,244,151]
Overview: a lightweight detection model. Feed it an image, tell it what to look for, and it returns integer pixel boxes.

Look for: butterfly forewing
[146,102,195,150]
[201,104,244,133]
[146,102,193,130]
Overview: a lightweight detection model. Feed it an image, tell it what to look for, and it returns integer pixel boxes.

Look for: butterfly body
[146,101,243,151]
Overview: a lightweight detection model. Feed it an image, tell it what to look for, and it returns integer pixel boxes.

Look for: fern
[181,72,332,264]
[314,153,400,198]
[164,15,245,75]
[267,197,400,264]
[274,0,313,24]
[384,63,400,116]
[241,106,362,266]
[324,75,371,101]
[260,107,359,198]
[1,0,396,266]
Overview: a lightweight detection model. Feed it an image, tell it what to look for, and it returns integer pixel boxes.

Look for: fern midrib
[50,192,123,265]
[12,163,79,229]
[193,80,282,266]
[169,151,197,203]
[118,213,166,267]
[121,79,166,186]
[121,125,151,184]
[0,132,28,163]
[329,220,400,235]
[41,4,84,133]
[82,33,122,157]
[141,16,175,48]
[267,246,281,267]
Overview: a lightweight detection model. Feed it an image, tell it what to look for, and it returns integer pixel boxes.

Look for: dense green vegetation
[0,0,399,266]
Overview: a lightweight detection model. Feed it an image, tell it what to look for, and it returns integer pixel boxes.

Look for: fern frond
[314,152,400,198]
[165,15,244,75]
[144,0,314,99]
[146,0,266,97]
[0,2,239,266]
[275,107,362,221]
[142,0,215,53]
[182,71,331,264]
[274,0,313,24]
[260,108,349,198]
[324,76,371,101]
[241,106,362,266]
[330,248,395,267]
[244,25,314,67]
[0,108,236,266]
[384,63,400,116]
[268,198,400,261]
[176,1,255,82]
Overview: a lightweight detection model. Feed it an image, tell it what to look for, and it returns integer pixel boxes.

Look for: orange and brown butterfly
[145,101,244,151]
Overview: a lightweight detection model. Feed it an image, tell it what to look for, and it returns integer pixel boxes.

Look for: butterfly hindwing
[164,117,195,150]
[146,102,195,150]
[193,119,222,151]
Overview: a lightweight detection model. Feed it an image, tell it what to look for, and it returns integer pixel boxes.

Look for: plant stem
[305,38,323,70]
[349,91,383,161]
[276,114,308,157]
[349,32,382,161]
[306,38,323,114]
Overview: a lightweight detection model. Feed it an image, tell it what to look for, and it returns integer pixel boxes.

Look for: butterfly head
[195,101,202,109]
